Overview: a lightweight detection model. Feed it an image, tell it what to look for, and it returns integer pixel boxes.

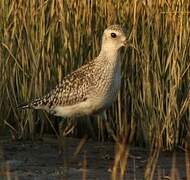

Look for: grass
[0,1,190,178]
[0,0,190,147]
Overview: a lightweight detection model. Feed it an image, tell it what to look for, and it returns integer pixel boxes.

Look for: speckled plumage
[18,25,127,117]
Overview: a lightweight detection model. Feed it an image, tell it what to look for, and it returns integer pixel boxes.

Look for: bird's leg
[58,118,66,155]
[104,112,142,162]
[58,118,76,155]
[57,118,69,176]
[103,112,117,141]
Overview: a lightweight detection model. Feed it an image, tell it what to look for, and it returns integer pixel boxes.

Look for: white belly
[52,97,104,117]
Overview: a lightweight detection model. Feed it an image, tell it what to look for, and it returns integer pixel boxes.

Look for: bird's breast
[90,61,121,110]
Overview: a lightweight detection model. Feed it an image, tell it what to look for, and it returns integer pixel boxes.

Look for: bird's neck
[98,48,123,66]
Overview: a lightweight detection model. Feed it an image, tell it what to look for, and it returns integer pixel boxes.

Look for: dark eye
[111,33,117,38]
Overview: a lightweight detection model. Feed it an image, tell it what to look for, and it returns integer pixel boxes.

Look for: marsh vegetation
[0,0,190,179]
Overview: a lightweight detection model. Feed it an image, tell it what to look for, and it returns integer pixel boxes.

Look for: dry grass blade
[144,136,161,180]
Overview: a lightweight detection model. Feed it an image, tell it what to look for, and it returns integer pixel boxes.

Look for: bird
[18,25,128,118]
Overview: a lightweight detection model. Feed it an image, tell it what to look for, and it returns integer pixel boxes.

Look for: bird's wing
[19,61,95,110]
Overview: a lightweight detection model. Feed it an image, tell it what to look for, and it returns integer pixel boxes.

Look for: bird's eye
[111,33,117,38]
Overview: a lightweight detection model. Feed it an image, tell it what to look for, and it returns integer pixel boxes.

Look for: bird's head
[101,25,127,52]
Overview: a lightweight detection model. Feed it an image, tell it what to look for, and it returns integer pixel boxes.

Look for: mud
[0,137,188,179]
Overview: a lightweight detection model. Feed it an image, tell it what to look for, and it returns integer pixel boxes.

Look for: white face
[102,26,127,51]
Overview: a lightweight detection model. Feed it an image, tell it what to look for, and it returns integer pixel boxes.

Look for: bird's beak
[124,39,139,54]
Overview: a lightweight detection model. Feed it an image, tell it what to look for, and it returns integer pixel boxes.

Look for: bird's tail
[16,102,30,109]
[17,97,47,110]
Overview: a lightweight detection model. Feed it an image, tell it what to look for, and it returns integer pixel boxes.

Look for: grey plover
[18,25,127,117]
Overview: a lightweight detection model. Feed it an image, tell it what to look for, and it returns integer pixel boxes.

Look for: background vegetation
[0,0,189,150]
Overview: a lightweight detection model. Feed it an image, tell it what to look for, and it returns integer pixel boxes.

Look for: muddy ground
[0,136,188,180]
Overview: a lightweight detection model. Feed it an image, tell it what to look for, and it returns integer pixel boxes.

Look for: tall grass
[0,0,189,150]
